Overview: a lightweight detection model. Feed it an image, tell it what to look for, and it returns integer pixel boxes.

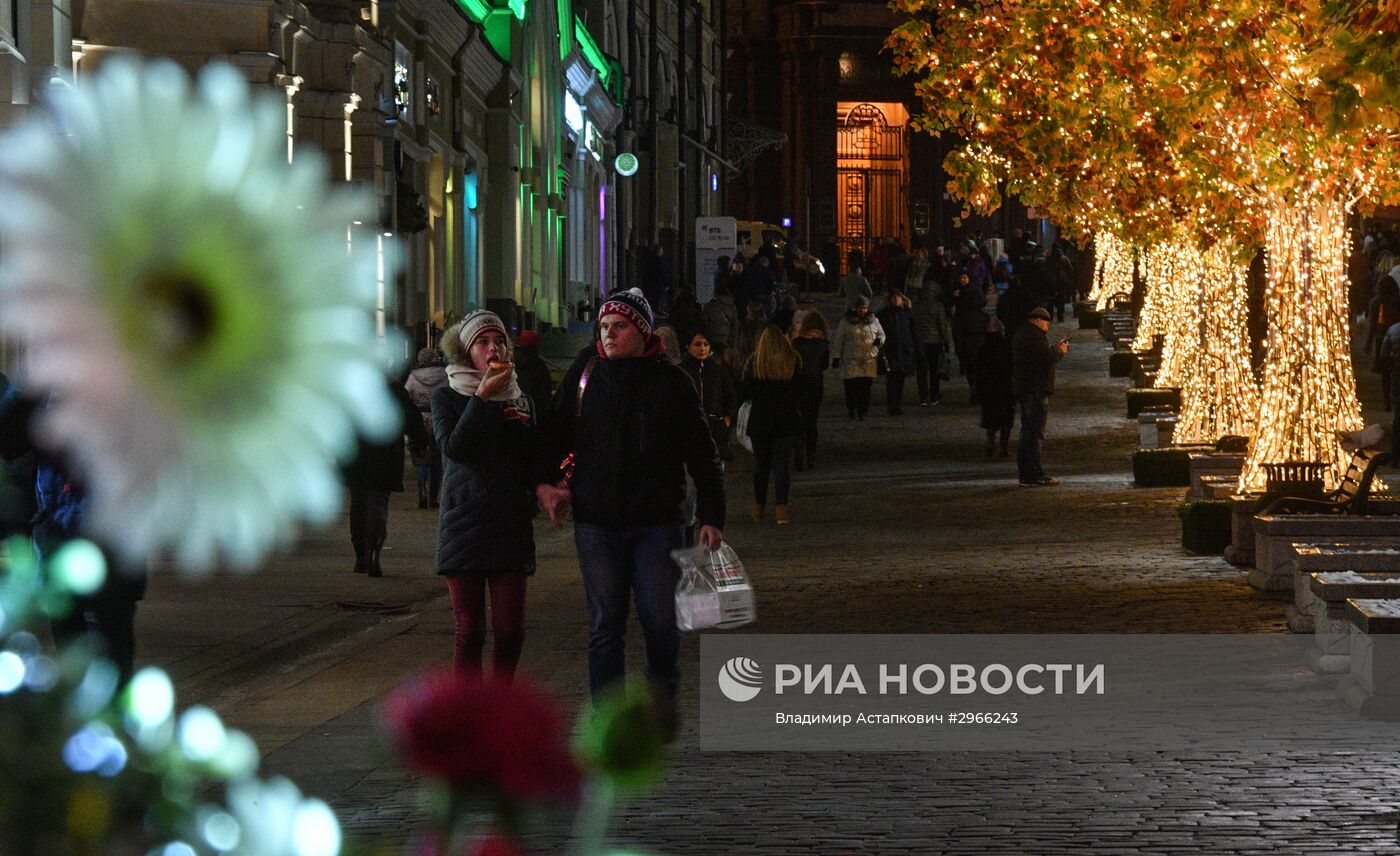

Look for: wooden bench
[1261,449,1390,516]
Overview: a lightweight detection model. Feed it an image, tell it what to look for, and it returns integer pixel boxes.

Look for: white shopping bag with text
[673,541,756,632]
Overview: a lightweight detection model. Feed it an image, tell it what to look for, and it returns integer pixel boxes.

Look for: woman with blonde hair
[740,326,804,524]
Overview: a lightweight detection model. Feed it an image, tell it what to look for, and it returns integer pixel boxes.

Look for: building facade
[1,0,640,352]
[725,0,1031,272]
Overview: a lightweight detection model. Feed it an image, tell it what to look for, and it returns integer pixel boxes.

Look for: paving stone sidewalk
[139,311,1400,854]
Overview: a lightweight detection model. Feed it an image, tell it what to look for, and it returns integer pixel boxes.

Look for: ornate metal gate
[836,103,908,272]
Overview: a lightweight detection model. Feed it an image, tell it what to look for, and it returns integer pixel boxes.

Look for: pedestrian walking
[912,283,953,406]
[977,318,1015,457]
[1011,307,1068,486]
[405,347,448,508]
[877,291,920,416]
[535,288,725,728]
[951,272,990,403]
[732,302,769,379]
[702,283,740,355]
[431,311,538,677]
[904,247,930,294]
[680,330,739,462]
[791,309,831,469]
[668,287,703,339]
[0,387,146,684]
[741,327,804,525]
[832,296,886,420]
[745,253,778,318]
[841,257,873,307]
[511,331,555,428]
[346,373,426,576]
[1369,276,1400,409]
[1379,320,1400,464]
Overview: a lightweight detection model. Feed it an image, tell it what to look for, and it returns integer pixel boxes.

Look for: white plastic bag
[733,401,754,453]
[673,541,756,632]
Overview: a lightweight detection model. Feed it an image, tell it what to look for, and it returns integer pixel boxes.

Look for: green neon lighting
[574,16,611,88]
[508,0,526,20]
[558,0,572,59]
[453,0,492,21]
[482,9,513,62]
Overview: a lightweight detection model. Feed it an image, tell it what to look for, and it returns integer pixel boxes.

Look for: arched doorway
[835,102,909,272]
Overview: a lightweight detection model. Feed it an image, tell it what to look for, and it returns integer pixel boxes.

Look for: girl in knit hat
[430,310,538,677]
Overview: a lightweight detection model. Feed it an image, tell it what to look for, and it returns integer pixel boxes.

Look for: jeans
[574,522,686,699]
[752,434,798,505]
[348,487,391,553]
[915,342,945,402]
[1017,392,1049,483]
[844,378,873,417]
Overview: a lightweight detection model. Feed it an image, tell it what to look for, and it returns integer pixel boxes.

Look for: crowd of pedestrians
[0,226,1090,738]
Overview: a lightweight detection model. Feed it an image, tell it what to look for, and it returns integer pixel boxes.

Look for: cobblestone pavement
[139,308,1400,854]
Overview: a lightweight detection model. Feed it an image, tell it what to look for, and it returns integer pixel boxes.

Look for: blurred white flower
[0,58,400,572]
[225,777,342,856]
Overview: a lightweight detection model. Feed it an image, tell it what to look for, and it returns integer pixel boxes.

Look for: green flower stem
[571,777,617,856]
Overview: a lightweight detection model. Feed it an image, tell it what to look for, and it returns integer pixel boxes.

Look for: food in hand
[489,360,512,371]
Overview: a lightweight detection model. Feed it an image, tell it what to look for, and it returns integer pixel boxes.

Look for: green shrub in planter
[1109,350,1137,377]
[1178,499,1233,554]
[1126,387,1181,418]
[1134,448,1191,487]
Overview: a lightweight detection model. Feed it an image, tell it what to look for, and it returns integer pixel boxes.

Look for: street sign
[614,152,639,176]
[695,216,737,304]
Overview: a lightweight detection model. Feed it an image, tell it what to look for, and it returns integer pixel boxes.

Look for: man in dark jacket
[535,288,725,714]
[346,375,427,576]
[877,292,920,415]
[0,386,146,684]
[512,331,555,428]
[1011,307,1068,486]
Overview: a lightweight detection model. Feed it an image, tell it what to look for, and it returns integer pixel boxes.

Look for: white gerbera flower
[225,776,342,856]
[0,58,400,572]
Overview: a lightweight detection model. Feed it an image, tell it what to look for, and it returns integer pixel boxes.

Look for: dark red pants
[446,572,528,677]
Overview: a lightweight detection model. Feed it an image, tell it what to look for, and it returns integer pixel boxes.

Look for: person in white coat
[832,296,886,420]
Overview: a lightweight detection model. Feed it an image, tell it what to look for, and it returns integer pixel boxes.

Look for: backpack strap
[575,357,598,418]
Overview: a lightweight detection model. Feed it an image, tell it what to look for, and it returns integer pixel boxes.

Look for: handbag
[733,401,754,453]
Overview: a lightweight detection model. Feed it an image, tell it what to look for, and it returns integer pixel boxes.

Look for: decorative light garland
[1174,243,1260,444]
[1091,233,1136,310]
[1239,190,1365,491]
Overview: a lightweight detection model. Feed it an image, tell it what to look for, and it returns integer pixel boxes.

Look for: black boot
[352,545,367,574]
[417,482,429,509]
[367,547,382,578]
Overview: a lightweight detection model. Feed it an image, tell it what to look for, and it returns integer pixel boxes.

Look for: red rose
[469,834,530,856]
[384,669,582,805]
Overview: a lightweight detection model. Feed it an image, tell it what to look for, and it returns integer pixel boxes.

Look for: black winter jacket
[876,305,921,374]
[346,380,426,492]
[739,370,803,439]
[431,388,538,576]
[1011,323,1065,397]
[679,355,739,425]
[538,352,726,529]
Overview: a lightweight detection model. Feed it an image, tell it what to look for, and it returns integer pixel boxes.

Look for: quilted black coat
[430,387,538,576]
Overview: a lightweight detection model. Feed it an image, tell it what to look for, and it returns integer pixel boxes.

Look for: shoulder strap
[575,357,598,418]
